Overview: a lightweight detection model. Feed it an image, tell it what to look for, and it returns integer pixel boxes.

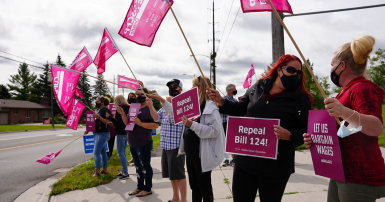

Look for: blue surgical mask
[337,112,362,138]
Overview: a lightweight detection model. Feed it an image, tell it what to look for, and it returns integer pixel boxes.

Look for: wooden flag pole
[118,51,145,93]
[101,74,114,98]
[265,0,340,125]
[62,135,84,150]
[166,2,219,108]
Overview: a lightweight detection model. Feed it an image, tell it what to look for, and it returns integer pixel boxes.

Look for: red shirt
[336,77,385,186]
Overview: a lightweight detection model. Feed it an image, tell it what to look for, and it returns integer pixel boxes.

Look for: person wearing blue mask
[304,35,385,202]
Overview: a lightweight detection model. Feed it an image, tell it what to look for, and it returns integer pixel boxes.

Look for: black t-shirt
[183,101,206,151]
[95,107,112,133]
[113,105,130,135]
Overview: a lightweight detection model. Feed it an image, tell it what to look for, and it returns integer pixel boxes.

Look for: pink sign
[243,64,255,89]
[75,86,84,98]
[118,0,174,47]
[308,110,345,182]
[125,103,141,131]
[109,104,117,137]
[240,0,293,14]
[171,87,200,125]
[93,28,119,68]
[118,75,141,90]
[51,65,81,116]
[44,120,50,124]
[226,117,279,159]
[66,99,86,130]
[69,46,93,72]
[86,110,95,132]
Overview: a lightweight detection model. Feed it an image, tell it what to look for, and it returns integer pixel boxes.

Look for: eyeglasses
[281,66,303,77]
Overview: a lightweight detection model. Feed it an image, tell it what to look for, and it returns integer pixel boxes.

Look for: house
[0,99,52,125]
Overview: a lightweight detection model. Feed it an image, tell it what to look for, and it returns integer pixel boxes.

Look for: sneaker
[230,160,235,167]
[222,159,230,167]
[119,174,130,180]
[115,172,124,178]
[92,172,101,177]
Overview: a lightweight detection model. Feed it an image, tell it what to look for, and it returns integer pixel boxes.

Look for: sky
[0,0,384,99]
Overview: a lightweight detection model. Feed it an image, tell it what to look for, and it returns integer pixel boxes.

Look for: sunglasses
[281,66,303,77]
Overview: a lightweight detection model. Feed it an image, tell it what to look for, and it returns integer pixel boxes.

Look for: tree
[369,48,385,92]
[56,54,66,67]
[31,62,51,103]
[0,84,12,99]
[94,74,109,99]
[150,90,162,111]
[8,62,37,101]
[77,70,93,108]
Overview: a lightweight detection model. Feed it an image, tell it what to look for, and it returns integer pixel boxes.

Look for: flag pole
[118,51,145,93]
[265,0,340,125]
[61,135,84,150]
[101,74,114,98]
[166,2,219,108]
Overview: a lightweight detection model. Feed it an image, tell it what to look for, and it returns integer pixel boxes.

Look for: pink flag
[241,0,293,14]
[51,66,81,116]
[118,0,174,47]
[243,64,255,89]
[66,99,86,130]
[36,149,63,165]
[69,46,93,72]
[75,86,84,98]
[118,75,141,90]
[93,28,119,67]
[97,62,106,74]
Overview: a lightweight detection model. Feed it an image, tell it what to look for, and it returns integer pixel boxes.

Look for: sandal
[101,170,109,174]
[92,172,101,177]
[128,189,142,196]
[136,191,152,197]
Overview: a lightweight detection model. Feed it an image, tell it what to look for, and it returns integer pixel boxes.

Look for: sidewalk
[15,148,385,202]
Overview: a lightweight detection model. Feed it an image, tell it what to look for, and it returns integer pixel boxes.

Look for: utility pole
[272,12,285,63]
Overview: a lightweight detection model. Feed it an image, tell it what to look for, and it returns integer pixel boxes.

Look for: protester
[304,35,385,201]
[84,96,115,177]
[221,84,238,167]
[106,95,130,180]
[150,76,224,202]
[122,88,159,197]
[127,92,137,104]
[147,79,187,202]
[207,54,312,202]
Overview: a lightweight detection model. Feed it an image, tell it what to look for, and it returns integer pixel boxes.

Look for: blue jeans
[116,134,128,175]
[93,132,110,170]
[130,140,153,192]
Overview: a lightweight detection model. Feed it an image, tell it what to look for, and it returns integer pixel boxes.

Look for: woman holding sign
[304,36,385,201]
[208,54,313,202]
[149,76,225,202]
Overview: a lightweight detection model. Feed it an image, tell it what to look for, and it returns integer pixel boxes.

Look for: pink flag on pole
[66,99,86,130]
[69,46,93,72]
[240,0,293,14]
[97,62,106,74]
[36,149,63,165]
[118,0,174,47]
[51,65,81,116]
[75,86,84,98]
[118,75,141,90]
[93,28,119,67]
[243,64,256,89]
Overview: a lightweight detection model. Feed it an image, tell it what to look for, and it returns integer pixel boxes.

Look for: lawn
[379,104,385,147]
[50,134,161,196]
[0,125,68,132]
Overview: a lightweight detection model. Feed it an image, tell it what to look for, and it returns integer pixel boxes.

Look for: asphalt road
[0,128,92,202]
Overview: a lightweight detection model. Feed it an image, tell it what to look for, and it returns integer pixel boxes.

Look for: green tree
[150,90,162,111]
[56,54,66,67]
[31,62,51,103]
[8,63,37,101]
[77,70,93,108]
[0,84,12,99]
[369,48,385,91]
[94,74,109,99]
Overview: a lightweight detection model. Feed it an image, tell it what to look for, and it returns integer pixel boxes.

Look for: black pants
[185,146,213,202]
[233,164,291,202]
[107,135,115,158]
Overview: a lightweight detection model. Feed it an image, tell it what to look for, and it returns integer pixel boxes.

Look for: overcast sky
[0,0,384,98]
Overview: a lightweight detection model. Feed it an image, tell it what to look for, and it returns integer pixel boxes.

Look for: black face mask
[96,102,102,108]
[280,71,299,90]
[169,87,180,96]
[232,90,238,96]
[330,63,344,88]
[128,98,136,104]
[136,95,146,103]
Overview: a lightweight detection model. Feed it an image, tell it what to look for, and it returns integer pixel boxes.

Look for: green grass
[0,125,67,132]
[50,134,161,196]
[379,104,385,147]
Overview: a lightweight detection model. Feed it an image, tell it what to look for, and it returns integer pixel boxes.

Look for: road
[0,128,92,202]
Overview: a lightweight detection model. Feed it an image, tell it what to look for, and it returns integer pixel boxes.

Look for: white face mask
[337,111,362,138]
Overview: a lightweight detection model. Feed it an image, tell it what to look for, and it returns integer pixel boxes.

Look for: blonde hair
[192,76,212,104]
[334,35,375,75]
[114,95,128,106]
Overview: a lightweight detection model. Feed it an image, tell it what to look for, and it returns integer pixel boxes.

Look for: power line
[216,0,235,53]
[217,6,241,65]
[0,55,45,70]
[0,50,46,65]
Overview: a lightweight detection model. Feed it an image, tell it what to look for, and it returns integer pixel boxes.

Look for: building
[0,99,52,125]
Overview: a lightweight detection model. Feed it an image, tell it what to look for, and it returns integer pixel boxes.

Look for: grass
[50,134,161,196]
[0,125,67,132]
[379,104,385,147]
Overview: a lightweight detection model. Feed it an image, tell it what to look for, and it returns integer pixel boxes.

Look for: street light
[190,54,210,58]
[47,73,55,128]
[183,73,195,78]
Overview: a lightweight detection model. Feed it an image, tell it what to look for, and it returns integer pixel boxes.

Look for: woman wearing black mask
[207,54,313,202]
[127,92,137,104]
